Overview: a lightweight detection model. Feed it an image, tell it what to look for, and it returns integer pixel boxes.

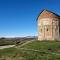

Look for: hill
[0,40,60,60]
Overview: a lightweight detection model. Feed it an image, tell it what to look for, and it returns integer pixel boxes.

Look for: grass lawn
[0,40,60,60]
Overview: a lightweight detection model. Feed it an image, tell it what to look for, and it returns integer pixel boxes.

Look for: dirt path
[20,48,40,52]
[0,40,35,49]
[0,45,15,49]
[19,40,34,47]
[16,40,35,48]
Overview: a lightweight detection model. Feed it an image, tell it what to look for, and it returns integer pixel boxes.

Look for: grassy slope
[0,41,60,60]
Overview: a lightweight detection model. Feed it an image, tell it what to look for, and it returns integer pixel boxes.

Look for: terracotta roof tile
[37,9,60,19]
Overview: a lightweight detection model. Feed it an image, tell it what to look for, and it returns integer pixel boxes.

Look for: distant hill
[0,36,37,41]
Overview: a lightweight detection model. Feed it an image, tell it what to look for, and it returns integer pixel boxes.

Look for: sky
[0,0,60,37]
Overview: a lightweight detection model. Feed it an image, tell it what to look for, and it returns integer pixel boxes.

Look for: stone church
[38,9,60,40]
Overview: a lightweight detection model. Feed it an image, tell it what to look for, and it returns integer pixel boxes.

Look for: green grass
[0,40,15,46]
[21,41,60,50]
[0,40,60,60]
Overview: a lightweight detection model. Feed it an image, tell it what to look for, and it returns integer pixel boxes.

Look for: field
[0,40,60,60]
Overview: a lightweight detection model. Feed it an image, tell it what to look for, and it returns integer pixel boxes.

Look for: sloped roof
[37,9,60,20]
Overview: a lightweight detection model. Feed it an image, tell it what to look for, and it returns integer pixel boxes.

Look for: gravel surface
[0,45,15,49]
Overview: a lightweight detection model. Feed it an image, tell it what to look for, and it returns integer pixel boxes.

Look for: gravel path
[0,45,15,49]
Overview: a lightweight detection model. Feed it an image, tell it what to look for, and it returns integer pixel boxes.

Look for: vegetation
[0,39,15,46]
[0,37,36,46]
[0,40,60,60]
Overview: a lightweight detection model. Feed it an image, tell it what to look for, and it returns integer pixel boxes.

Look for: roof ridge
[41,9,60,17]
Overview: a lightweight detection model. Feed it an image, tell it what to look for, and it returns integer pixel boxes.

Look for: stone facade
[38,10,60,40]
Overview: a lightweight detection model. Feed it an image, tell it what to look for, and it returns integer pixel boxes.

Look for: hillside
[0,40,60,60]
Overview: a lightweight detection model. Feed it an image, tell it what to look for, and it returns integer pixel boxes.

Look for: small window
[40,29,42,32]
[47,28,48,31]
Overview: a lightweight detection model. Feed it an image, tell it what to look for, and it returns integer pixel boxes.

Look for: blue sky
[0,0,60,37]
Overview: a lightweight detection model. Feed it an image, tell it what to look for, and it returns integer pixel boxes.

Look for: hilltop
[0,40,60,60]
